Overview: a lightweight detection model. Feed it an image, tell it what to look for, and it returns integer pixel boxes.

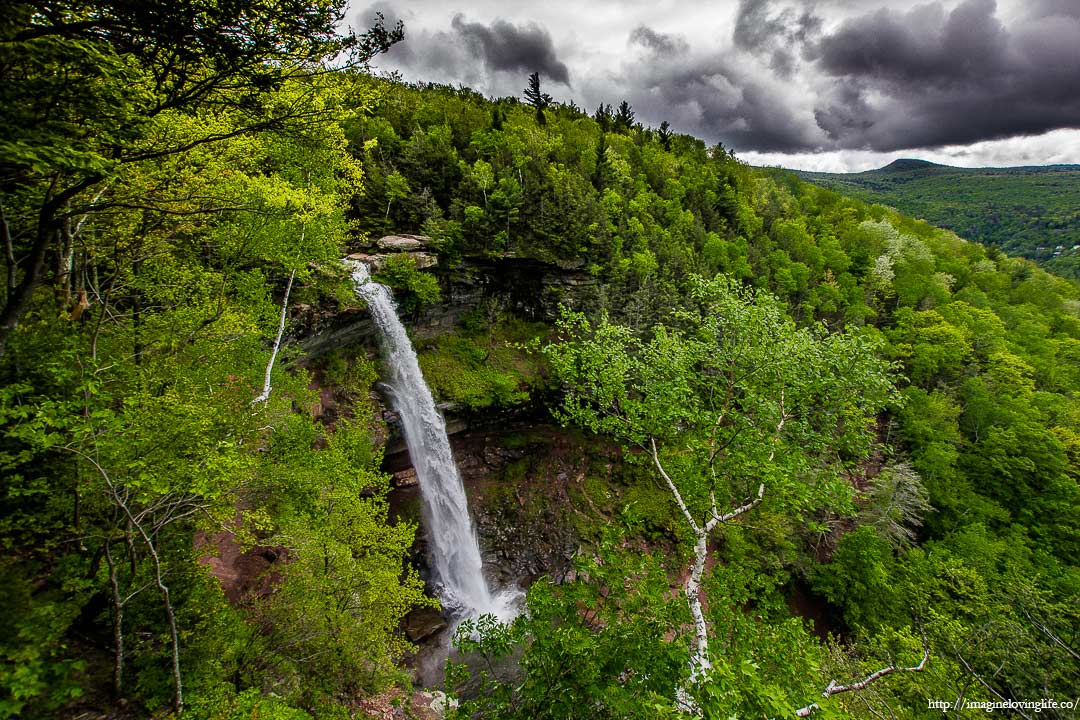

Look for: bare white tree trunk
[135,518,183,715]
[686,532,711,682]
[675,530,713,713]
[651,437,765,715]
[58,187,107,309]
[253,268,296,405]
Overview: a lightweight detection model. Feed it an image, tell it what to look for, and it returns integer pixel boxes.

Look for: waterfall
[347,260,518,621]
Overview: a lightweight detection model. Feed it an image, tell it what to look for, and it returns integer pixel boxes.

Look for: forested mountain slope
[793,160,1080,278]
[350,83,1079,717]
[2,12,1078,718]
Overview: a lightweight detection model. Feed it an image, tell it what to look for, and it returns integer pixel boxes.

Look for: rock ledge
[376,234,430,251]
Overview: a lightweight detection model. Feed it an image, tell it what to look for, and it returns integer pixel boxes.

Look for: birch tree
[544,275,896,713]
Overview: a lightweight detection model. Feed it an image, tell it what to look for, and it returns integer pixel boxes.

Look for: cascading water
[348,260,519,621]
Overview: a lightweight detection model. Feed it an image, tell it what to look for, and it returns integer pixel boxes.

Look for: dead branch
[796,642,929,717]
[63,447,185,714]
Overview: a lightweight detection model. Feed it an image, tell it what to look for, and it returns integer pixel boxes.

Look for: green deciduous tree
[0,1,401,353]
[544,275,895,712]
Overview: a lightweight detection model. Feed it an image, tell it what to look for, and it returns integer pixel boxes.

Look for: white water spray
[348,260,518,621]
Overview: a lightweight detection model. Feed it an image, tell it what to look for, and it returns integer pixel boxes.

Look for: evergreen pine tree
[658,120,673,150]
[523,72,552,126]
[593,103,613,132]
[615,100,635,132]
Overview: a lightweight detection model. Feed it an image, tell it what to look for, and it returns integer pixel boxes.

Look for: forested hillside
[794,160,1080,278]
[2,5,1078,718]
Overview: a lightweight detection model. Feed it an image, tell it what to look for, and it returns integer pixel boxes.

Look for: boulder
[409,251,438,269]
[393,467,419,488]
[410,690,459,720]
[376,234,430,251]
[403,606,448,643]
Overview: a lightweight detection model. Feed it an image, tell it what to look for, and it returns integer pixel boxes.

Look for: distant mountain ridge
[878,158,941,172]
[793,160,1080,278]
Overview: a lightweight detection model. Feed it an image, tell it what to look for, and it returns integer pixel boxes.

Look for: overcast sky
[349,0,1080,172]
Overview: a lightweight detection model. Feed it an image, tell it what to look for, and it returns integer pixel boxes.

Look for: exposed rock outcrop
[346,250,438,271]
[299,254,598,358]
[376,234,430,251]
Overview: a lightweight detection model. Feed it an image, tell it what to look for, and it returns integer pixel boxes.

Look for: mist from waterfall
[348,260,518,621]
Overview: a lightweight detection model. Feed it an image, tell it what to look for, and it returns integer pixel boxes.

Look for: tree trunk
[0,174,101,356]
[253,268,296,404]
[676,530,712,714]
[138,524,183,714]
[87,452,183,714]
[649,438,765,716]
[131,256,143,366]
[0,224,56,355]
[104,540,125,700]
[57,213,74,309]
[2,201,15,301]
[685,531,712,683]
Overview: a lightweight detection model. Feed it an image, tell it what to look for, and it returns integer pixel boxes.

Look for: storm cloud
[451,15,571,85]
[612,35,822,152]
[811,0,1080,150]
[355,5,570,91]
[629,25,689,56]
[733,0,821,53]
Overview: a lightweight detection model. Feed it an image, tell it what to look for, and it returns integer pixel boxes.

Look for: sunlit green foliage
[375,253,442,310]
[0,6,420,718]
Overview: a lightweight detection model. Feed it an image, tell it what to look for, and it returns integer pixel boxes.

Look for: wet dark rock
[393,467,419,487]
[403,606,449,643]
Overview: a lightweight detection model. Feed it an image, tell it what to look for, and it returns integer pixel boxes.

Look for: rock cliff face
[408,255,600,338]
[298,237,598,358]
[385,425,587,591]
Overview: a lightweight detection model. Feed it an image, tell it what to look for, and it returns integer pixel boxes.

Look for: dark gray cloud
[810,0,1080,150]
[356,2,419,65]
[1028,0,1080,18]
[356,1,403,30]
[734,0,821,52]
[769,49,795,77]
[354,5,569,91]
[606,3,826,151]
[812,0,1007,87]
[451,15,571,85]
[609,53,822,152]
[731,0,822,79]
[629,25,689,55]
